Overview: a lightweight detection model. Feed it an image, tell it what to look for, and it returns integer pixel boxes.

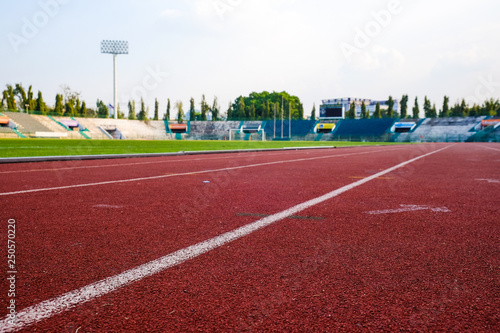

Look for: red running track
[0,144,498,332]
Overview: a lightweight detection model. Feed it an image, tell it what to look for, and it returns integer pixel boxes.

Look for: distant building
[320,97,400,119]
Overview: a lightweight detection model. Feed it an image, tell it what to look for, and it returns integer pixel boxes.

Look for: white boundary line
[0,149,331,175]
[480,145,500,152]
[0,145,451,332]
[0,148,402,197]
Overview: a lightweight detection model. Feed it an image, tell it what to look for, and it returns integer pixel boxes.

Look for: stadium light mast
[101,40,129,119]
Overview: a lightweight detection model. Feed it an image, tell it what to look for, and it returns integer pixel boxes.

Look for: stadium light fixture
[101,40,129,119]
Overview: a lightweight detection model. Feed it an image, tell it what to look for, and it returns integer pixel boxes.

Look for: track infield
[0,143,498,332]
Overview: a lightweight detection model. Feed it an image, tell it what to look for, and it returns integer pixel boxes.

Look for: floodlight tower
[101,40,129,119]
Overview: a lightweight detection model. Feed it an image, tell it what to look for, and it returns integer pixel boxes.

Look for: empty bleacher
[75,118,169,140]
[398,117,485,142]
[3,111,52,135]
[189,121,242,140]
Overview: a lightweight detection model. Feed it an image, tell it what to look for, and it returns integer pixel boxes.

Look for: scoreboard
[320,104,344,119]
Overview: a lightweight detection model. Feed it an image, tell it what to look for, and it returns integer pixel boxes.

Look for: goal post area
[229,128,266,141]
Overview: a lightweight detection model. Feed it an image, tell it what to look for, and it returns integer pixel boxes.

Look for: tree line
[3,84,499,122]
[344,95,500,119]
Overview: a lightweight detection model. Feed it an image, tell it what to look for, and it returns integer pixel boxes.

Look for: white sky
[1,0,500,117]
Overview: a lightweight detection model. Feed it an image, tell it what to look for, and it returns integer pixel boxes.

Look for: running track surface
[0,143,498,332]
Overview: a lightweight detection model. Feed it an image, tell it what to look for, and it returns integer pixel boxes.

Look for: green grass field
[0,139,405,158]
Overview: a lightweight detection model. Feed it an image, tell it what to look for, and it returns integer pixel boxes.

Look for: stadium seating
[333,119,396,139]
[3,111,52,135]
[397,117,485,142]
[75,118,169,140]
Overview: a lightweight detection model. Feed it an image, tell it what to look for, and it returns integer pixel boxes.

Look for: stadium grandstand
[0,110,498,142]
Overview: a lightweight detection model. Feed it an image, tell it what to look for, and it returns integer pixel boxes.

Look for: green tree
[35,91,47,115]
[137,98,147,120]
[80,101,87,117]
[412,97,420,119]
[237,97,246,119]
[360,101,368,119]
[201,95,209,121]
[211,96,219,121]
[373,102,382,119]
[311,103,316,120]
[27,86,36,111]
[227,102,233,120]
[176,101,184,123]
[387,96,395,118]
[460,99,468,117]
[153,98,159,120]
[189,97,196,121]
[14,83,28,111]
[400,95,408,118]
[249,103,256,120]
[96,100,108,118]
[164,99,171,120]
[347,101,356,119]
[440,96,449,118]
[423,96,433,118]
[431,104,437,118]
[55,94,64,115]
[117,105,125,119]
[297,103,304,120]
[468,104,479,117]
[3,85,17,110]
[65,101,75,116]
[128,101,136,120]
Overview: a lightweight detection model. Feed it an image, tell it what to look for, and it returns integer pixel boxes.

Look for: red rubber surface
[0,144,498,332]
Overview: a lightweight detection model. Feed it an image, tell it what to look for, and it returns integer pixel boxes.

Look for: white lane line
[0,145,451,332]
[0,151,289,174]
[0,148,338,174]
[480,145,500,153]
[0,148,402,197]
[366,204,451,215]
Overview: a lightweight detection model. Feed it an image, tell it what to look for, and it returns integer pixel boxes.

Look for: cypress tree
[189,97,196,121]
[211,96,219,121]
[80,101,87,117]
[423,96,432,118]
[400,95,408,118]
[440,96,449,118]
[164,99,171,120]
[311,103,316,120]
[237,98,246,119]
[412,97,420,119]
[35,91,47,115]
[176,101,184,122]
[387,96,395,118]
[361,101,368,118]
[128,101,136,120]
[55,94,64,115]
[154,98,159,120]
[373,102,382,119]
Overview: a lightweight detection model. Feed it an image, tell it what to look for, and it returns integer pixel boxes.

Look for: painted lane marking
[366,204,451,215]
[480,145,500,153]
[0,145,452,332]
[349,176,394,180]
[0,148,346,175]
[0,148,402,197]
[476,178,500,184]
[237,213,325,221]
